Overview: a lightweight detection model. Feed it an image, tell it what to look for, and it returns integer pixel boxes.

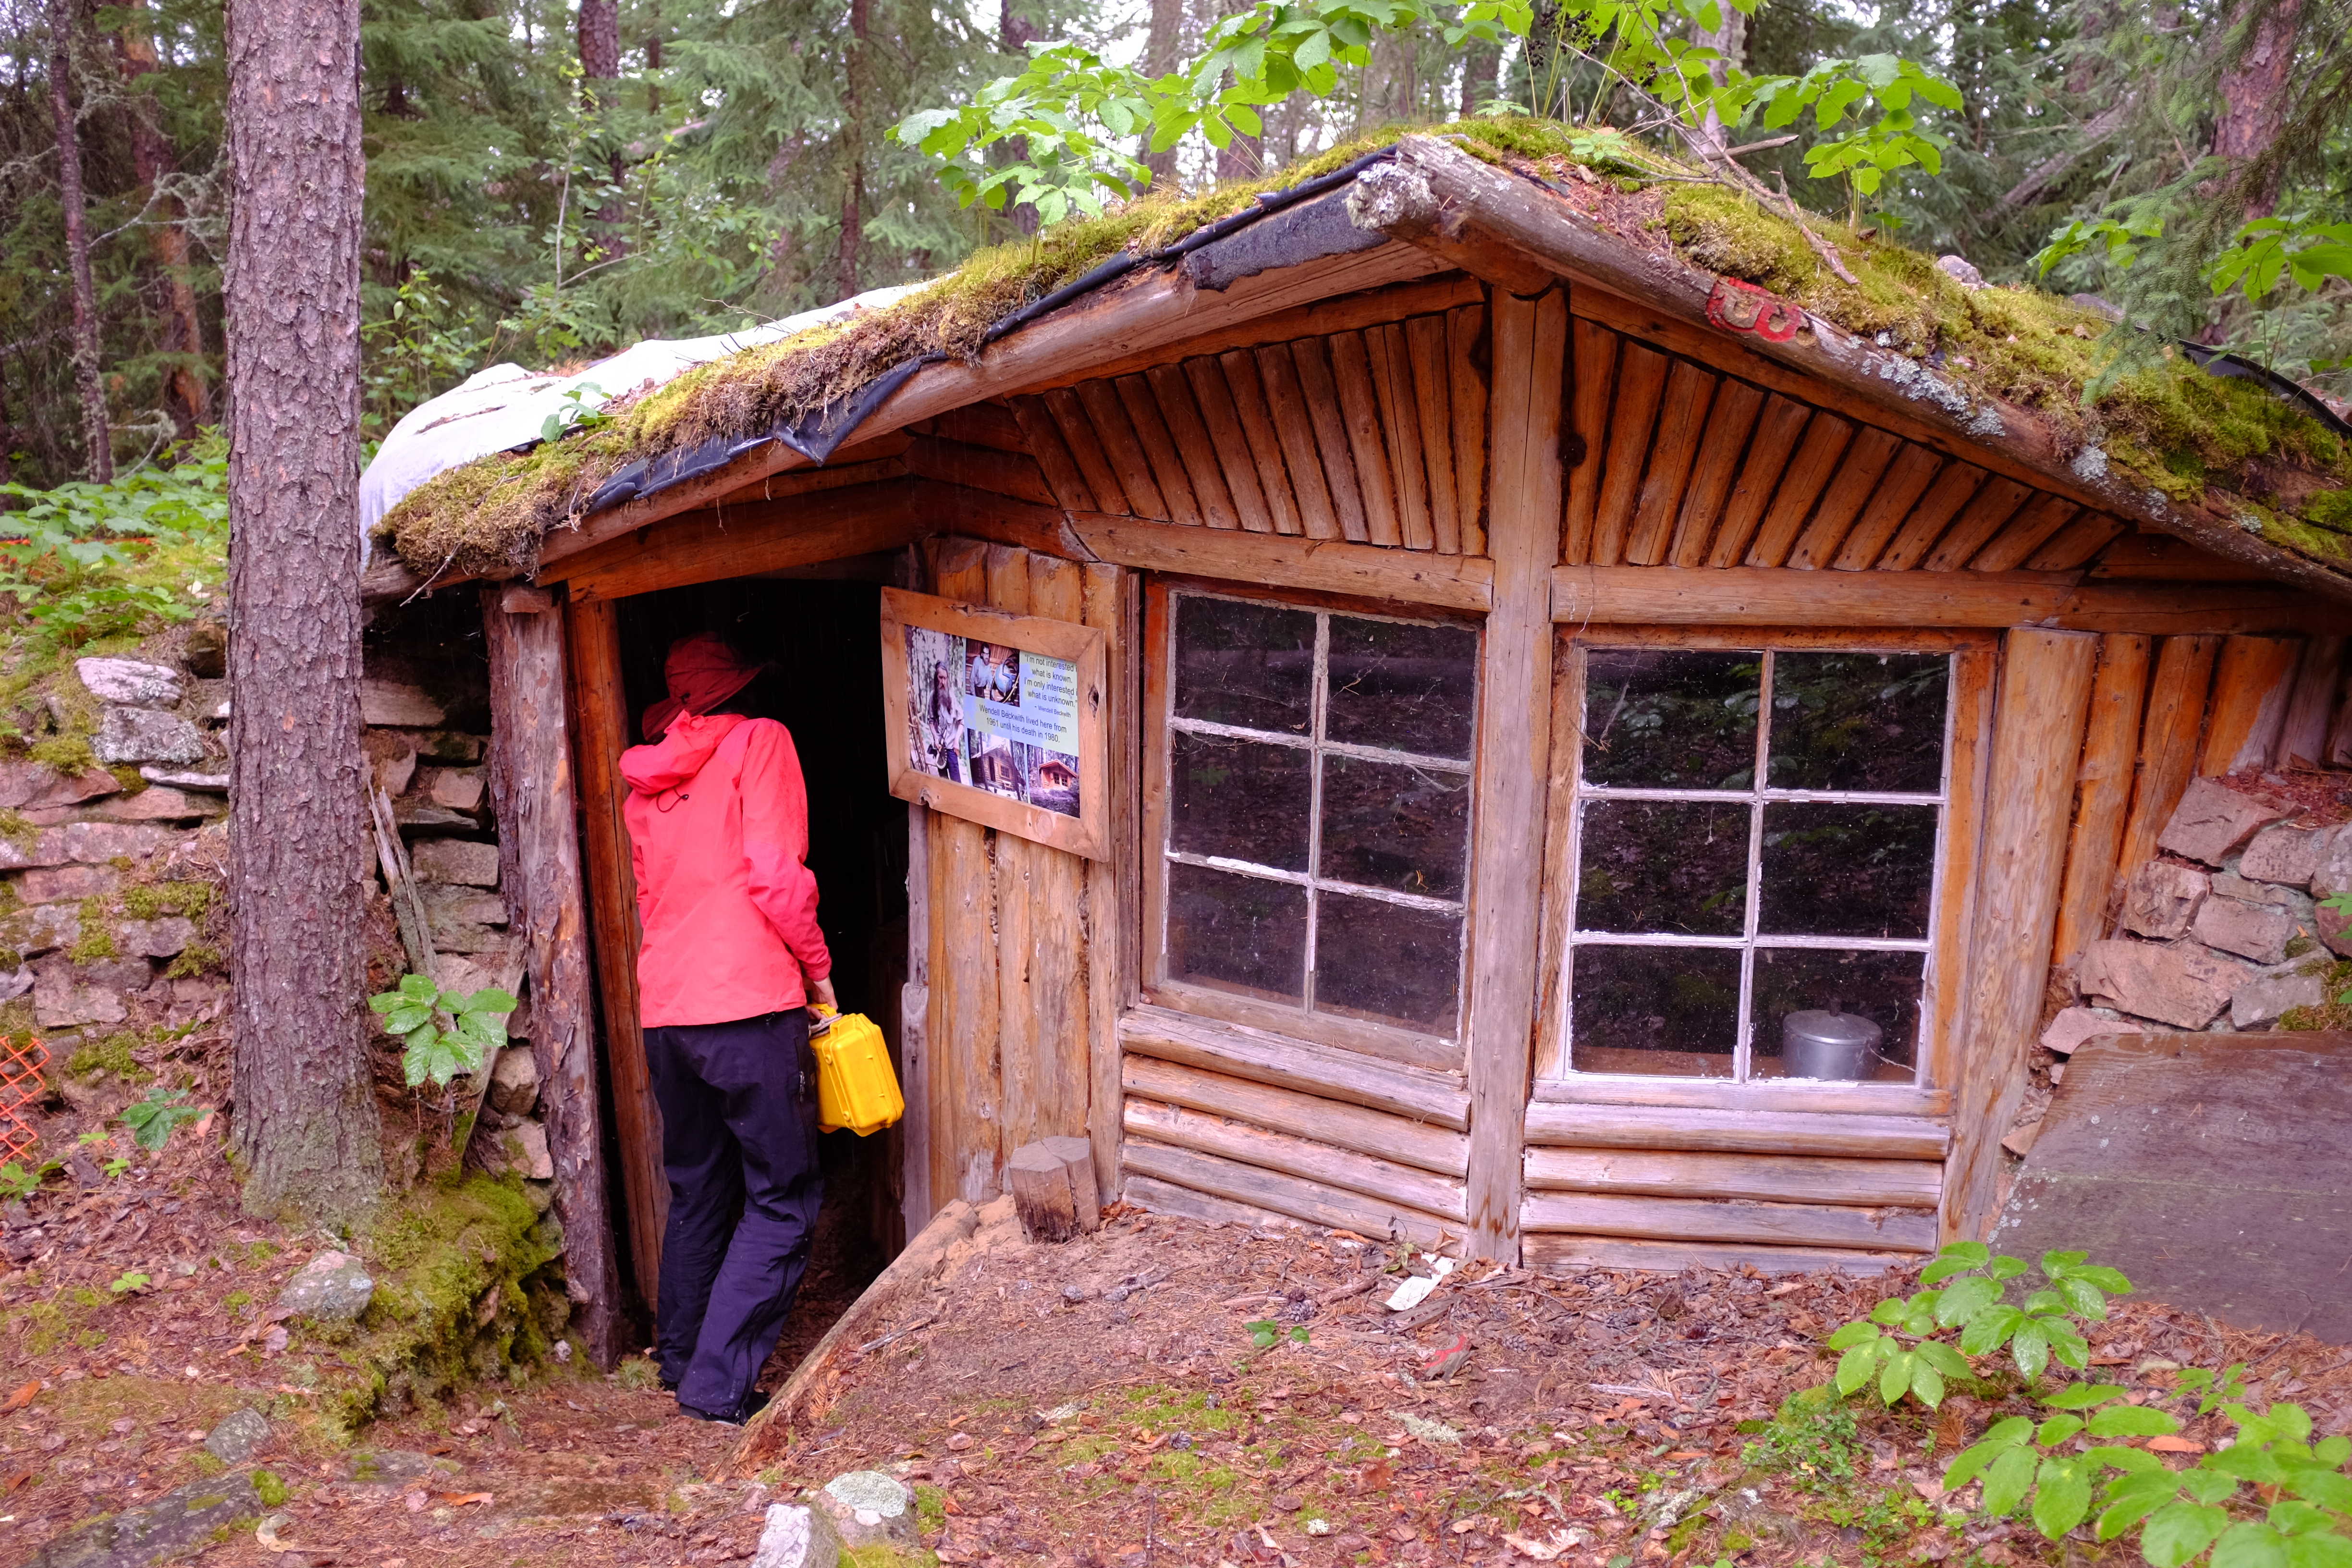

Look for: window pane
[1577,799,1750,935]
[1314,894,1462,1035]
[1769,652,1950,793]
[1568,943,1740,1077]
[1325,616,1479,758]
[1170,731,1311,870]
[1750,946,1923,1077]
[1320,755,1470,898]
[1581,649,1761,790]
[1758,802,1937,939]
[1173,596,1315,734]
[1168,863,1306,1004]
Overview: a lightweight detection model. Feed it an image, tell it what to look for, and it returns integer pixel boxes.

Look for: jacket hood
[620,710,748,795]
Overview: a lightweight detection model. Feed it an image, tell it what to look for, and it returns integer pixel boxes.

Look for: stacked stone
[2050,776,2352,1054]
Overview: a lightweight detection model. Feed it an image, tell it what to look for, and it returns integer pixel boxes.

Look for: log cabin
[358,127,2352,1351]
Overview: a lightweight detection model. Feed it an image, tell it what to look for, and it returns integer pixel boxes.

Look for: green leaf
[1945,1420,2033,1490]
[1961,1305,2025,1356]
[2045,1319,2092,1371]
[1835,1343,1879,1396]
[2285,1533,2352,1568]
[2045,1383,2129,1409]
[398,973,439,1001]
[2315,1437,2350,1467]
[2281,1469,2352,1513]
[2060,1276,2111,1320]
[1826,1321,1882,1350]
[2033,1457,2095,1541]
[2037,1414,2086,1446]
[2090,1446,2168,1474]
[2013,1320,2052,1380]
[2209,1443,2289,1486]
[2087,1406,2183,1437]
[1984,1446,2038,1516]
[1922,1241,1987,1284]
[1869,1298,1909,1327]
[1880,1350,1915,1406]
[379,1004,434,1035]
[1989,1255,2029,1282]
[1916,1340,1974,1379]
[2181,1469,2243,1505]
[462,988,518,1015]
[1911,1362,1946,1409]
[2271,1503,2333,1537]
[2212,1521,2291,1568]
[2143,1503,2231,1568]
[1936,1276,2000,1325]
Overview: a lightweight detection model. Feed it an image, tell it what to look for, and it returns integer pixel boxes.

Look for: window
[1556,641,1958,1087]
[1145,588,1480,1059]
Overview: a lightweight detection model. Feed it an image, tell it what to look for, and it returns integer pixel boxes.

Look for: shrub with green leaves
[119,1087,204,1152]
[369,973,516,1088]
[1825,1241,2130,1408]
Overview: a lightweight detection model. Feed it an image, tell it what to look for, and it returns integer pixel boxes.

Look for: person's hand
[809,976,838,1014]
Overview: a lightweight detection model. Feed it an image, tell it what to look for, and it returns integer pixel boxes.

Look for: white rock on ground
[428,767,487,811]
[2190,896,2297,966]
[75,656,185,709]
[2119,860,2209,940]
[2038,1006,2144,1056]
[410,838,500,887]
[815,1471,918,1550]
[2239,825,2326,887]
[498,1120,554,1181]
[2078,939,2251,1030]
[749,1503,842,1568]
[489,1046,540,1116]
[2313,826,2352,901]
[2231,967,2328,1029]
[139,767,228,793]
[274,1251,376,1323]
[360,678,447,727]
[93,706,206,766]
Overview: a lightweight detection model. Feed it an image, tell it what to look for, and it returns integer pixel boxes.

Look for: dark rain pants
[644,1008,823,1420]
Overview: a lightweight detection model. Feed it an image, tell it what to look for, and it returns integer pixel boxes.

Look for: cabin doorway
[609,568,908,1377]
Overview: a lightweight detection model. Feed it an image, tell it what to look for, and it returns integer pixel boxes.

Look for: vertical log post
[2277,635,2344,769]
[2114,636,2220,884]
[1007,1136,1102,1243]
[2199,635,2303,777]
[1943,629,2102,1243]
[1081,563,1135,1205]
[2050,634,2151,972]
[928,539,1004,1204]
[1463,285,1567,1264]
[484,585,626,1366]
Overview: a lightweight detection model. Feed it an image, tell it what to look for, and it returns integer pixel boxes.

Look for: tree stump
[1007,1137,1101,1243]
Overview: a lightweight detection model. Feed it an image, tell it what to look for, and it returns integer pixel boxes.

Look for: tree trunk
[115,0,210,441]
[2211,0,2305,220]
[48,6,112,483]
[578,0,626,259]
[1693,7,1746,158]
[1458,36,1502,120]
[224,0,384,1225]
[1139,0,1183,190]
[837,0,868,298]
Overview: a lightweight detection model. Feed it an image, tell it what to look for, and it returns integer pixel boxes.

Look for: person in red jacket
[621,632,834,1425]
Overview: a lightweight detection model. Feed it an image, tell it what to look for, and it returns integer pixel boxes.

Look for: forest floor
[6,1144,2352,1568]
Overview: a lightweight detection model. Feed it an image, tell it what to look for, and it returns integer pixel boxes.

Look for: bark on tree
[578,0,626,259]
[1139,0,1183,190]
[115,1,210,440]
[837,0,869,298]
[1692,8,1746,158]
[2211,0,2305,220]
[48,5,113,483]
[224,0,384,1225]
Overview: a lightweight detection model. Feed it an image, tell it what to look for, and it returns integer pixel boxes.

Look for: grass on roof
[377,116,2352,580]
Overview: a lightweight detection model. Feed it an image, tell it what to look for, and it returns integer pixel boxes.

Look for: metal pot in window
[1781,1008,1883,1081]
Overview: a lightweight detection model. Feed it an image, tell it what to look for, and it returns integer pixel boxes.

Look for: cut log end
[1008,1137,1102,1243]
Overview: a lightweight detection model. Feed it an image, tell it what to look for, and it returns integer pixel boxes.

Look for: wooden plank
[2278,635,2345,768]
[1562,319,1617,566]
[1788,425,1900,570]
[1218,349,1306,537]
[483,587,625,1368]
[2025,510,2128,573]
[1927,641,1999,1095]
[1525,1146,1941,1209]
[985,547,1042,1156]
[1667,378,1764,568]
[1704,394,1811,569]
[1007,395,1099,512]
[1081,564,1134,1201]
[1073,380,1164,519]
[1183,357,1278,534]
[2200,634,2304,775]
[2049,582,2340,636]
[1149,362,1244,530]
[1029,390,1118,514]
[563,594,664,1309]
[1327,331,1404,546]
[1112,374,1204,528]
[1367,322,1436,550]
[1624,360,1716,567]
[1876,459,1989,572]
[1025,554,1091,1150]
[2114,635,2221,880]
[1125,1099,1469,1221]
[1942,627,2101,1243]
[1524,1233,1904,1276]
[1743,409,1853,568]
[2087,533,2276,581]
[1074,514,1493,612]
[1253,344,1340,541]
[1122,1139,1460,1250]
[901,804,933,1237]
[1551,564,2074,627]
[1119,1004,1470,1130]
[907,435,1060,509]
[2051,634,2154,972]
[1287,337,1371,542]
[1123,1054,1469,1178]
[1521,1190,1936,1251]
[1447,303,1488,556]
[1404,315,1462,553]
[1998,1029,2352,1343]
[1830,442,1944,571]
[1970,492,2082,573]
[1464,287,1568,1264]
[550,480,925,601]
[1922,475,2033,572]
[1521,1100,1949,1158]
[1589,339,1669,566]
[1122,1173,1320,1236]
[928,539,1005,1205]
[906,480,1095,562]
[931,401,1030,453]
[695,451,912,515]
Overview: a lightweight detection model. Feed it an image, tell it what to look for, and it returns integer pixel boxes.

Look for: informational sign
[881,588,1108,859]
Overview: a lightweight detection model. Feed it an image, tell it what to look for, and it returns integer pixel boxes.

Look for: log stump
[1008,1136,1101,1243]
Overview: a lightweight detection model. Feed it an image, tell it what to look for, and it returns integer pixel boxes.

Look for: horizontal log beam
[1520,1189,1939,1251]
[1124,1097,1470,1221]
[1118,1005,1469,1131]
[1523,1100,1949,1159]
[1122,1138,1461,1249]
[1524,1233,1906,1276]
[1523,1146,1942,1209]
[1076,514,1494,612]
[1123,1054,1469,1178]
[547,479,924,601]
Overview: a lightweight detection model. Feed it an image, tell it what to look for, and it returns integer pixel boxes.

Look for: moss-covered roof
[377,117,2352,586]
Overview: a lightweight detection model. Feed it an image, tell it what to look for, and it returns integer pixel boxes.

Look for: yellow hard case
[808,1009,904,1137]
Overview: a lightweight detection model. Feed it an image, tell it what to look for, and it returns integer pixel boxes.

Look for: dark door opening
[612,573,906,1383]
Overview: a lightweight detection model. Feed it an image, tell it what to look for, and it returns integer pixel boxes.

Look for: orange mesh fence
[0,1033,44,1164]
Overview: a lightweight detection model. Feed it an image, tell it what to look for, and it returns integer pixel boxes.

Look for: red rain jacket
[620,711,832,1027]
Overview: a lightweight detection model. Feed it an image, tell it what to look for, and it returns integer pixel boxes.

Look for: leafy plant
[109,1270,150,1294]
[1244,1317,1310,1349]
[119,1088,204,1152]
[1824,1241,2129,1409]
[0,1159,56,1201]
[368,973,517,1088]
[1741,56,1962,224]
[538,381,611,446]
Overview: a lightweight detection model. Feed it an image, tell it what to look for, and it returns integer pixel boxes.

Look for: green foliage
[119,1087,204,1152]
[0,1159,57,1200]
[109,1270,150,1294]
[1825,1241,2127,1408]
[369,972,516,1088]
[1243,1317,1311,1349]
[1742,1396,1863,1492]
[0,444,227,649]
[538,382,611,446]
